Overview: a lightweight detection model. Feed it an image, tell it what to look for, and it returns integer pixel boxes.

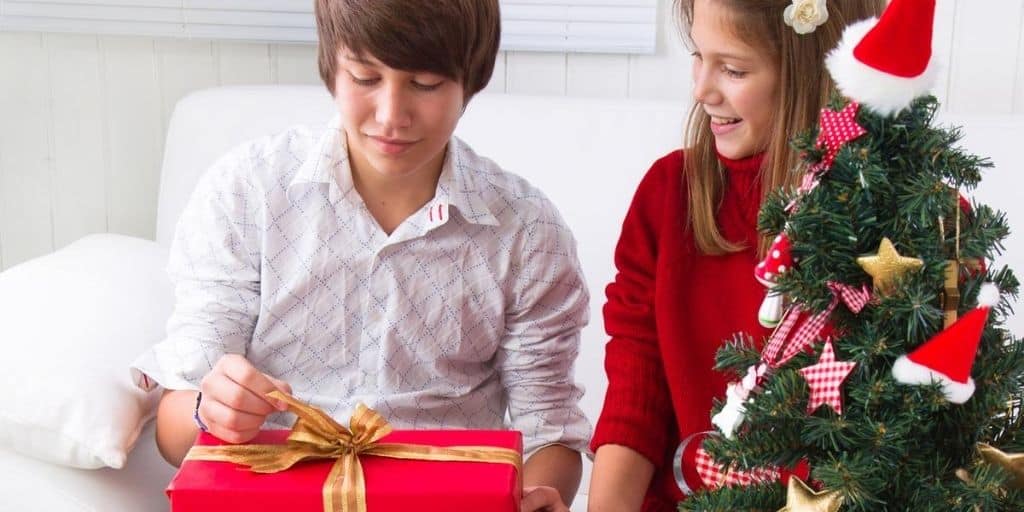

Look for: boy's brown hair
[314,0,501,101]
[675,0,886,256]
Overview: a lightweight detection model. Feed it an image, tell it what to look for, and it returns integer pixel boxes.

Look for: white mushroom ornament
[754,233,794,328]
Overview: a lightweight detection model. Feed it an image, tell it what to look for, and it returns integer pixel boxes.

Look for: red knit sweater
[590,149,772,512]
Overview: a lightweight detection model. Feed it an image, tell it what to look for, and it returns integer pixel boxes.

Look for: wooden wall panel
[101,35,162,238]
[2,0,1024,270]
[0,32,54,269]
[48,34,107,248]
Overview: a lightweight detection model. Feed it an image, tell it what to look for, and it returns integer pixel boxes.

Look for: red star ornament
[810,102,867,173]
[798,340,857,415]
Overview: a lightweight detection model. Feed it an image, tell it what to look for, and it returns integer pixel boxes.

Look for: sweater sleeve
[590,152,681,470]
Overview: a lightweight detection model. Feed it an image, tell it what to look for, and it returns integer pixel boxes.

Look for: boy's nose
[375,84,413,129]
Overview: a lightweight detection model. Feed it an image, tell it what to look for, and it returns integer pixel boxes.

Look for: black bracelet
[193,391,209,432]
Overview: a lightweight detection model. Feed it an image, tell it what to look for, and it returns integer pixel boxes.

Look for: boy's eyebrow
[342,53,377,66]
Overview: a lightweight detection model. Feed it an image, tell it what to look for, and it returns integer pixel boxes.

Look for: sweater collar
[715,150,766,174]
[715,150,766,231]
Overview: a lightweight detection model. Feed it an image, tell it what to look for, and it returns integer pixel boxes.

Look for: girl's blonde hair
[676,0,885,255]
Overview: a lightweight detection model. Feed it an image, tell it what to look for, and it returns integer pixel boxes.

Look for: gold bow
[185,391,522,512]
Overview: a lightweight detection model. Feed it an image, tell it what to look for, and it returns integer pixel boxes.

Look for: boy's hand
[198,354,291,444]
[521,486,570,512]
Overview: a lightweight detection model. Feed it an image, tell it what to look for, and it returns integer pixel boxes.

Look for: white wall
[0,0,1023,270]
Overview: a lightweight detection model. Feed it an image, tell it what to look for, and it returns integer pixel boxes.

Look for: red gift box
[168,429,522,512]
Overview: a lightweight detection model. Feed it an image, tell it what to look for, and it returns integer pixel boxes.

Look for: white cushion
[0,234,172,469]
[0,422,175,511]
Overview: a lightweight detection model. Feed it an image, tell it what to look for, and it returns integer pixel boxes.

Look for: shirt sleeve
[590,156,678,470]
[130,144,263,391]
[496,199,592,458]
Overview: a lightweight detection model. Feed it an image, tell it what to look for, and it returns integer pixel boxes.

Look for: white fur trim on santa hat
[825,18,939,116]
[977,282,1000,308]
[892,354,975,404]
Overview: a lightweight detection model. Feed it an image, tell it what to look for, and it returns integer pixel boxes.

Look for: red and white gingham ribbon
[675,431,780,495]
[786,175,819,212]
[762,282,871,369]
[714,282,870,438]
[695,447,780,489]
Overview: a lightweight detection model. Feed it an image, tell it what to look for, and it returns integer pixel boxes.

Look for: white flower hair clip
[784,0,829,35]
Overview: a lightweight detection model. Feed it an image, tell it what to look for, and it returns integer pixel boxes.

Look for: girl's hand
[197,354,291,444]
[521,486,571,512]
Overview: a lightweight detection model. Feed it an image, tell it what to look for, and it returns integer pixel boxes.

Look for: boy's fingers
[200,397,265,444]
[216,355,282,409]
[207,423,260,445]
[201,372,277,416]
[265,375,292,410]
[266,375,292,395]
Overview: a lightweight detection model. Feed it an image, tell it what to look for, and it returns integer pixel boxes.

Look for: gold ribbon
[184,391,522,512]
[942,259,960,328]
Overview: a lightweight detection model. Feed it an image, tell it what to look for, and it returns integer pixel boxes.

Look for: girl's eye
[348,72,379,86]
[724,67,747,78]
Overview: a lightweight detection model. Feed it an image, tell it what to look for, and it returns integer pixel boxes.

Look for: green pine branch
[689,94,1024,510]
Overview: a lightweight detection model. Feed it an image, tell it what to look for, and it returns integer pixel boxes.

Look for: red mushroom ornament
[754,233,794,328]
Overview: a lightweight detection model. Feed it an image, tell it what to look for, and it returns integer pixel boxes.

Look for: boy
[131,1,589,510]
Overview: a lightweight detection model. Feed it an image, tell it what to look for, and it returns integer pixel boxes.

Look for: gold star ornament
[978,443,1024,489]
[777,476,844,512]
[856,237,924,295]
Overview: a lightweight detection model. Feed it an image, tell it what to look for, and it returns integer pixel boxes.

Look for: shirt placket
[357,261,382,395]
[355,199,452,395]
[345,201,380,395]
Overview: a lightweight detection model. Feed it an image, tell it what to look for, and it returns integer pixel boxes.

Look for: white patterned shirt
[131,117,591,455]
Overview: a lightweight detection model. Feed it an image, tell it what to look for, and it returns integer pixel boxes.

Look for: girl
[587,0,885,510]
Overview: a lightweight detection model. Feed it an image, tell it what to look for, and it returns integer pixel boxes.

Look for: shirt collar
[288,115,351,203]
[289,117,499,227]
[432,136,499,227]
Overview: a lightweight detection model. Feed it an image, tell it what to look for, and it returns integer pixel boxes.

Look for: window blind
[0,0,657,54]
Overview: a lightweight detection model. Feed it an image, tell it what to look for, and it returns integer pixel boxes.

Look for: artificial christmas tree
[682,0,1024,509]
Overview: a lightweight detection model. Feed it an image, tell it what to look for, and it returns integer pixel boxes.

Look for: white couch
[0,86,1020,511]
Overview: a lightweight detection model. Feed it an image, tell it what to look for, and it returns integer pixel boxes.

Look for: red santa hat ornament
[825,0,939,115]
[755,233,795,328]
[892,283,999,404]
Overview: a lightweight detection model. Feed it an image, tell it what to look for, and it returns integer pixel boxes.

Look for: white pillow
[0,234,173,469]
